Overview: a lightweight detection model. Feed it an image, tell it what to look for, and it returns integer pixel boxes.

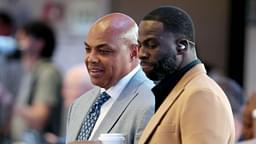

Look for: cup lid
[252,109,256,118]
[98,133,125,141]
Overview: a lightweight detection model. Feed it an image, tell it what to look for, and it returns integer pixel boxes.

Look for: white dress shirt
[89,65,140,139]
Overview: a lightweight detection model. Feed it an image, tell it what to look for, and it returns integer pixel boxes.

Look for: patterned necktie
[76,92,110,141]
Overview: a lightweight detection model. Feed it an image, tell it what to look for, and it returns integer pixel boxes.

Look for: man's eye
[141,39,159,49]
[85,47,91,53]
[149,44,157,48]
[144,42,158,48]
[99,49,112,55]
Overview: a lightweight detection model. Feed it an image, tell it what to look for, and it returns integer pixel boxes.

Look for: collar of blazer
[91,69,147,139]
[139,64,207,143]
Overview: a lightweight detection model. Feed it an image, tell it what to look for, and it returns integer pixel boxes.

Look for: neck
[22,53,40,71]
[179,49,198,70]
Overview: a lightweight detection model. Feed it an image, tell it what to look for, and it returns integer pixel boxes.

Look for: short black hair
[21,21,56,58]
[0,11,13,26]
[143,6,195,42]
[0,11,15,35]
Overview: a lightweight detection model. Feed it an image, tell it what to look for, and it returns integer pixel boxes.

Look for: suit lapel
[139,64,207,143]
[139,86,184,143]
[69,88,101,141]
[92,69,146,139]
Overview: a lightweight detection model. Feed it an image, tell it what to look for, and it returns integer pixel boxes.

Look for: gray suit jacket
[66,69,155,144]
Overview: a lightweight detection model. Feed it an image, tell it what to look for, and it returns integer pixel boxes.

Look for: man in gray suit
[66,13,155,144]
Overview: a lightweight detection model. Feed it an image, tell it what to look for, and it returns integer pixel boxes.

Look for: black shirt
[152,59,201,111]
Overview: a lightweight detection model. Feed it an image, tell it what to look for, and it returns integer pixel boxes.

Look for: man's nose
[86,51,99,63]
[139,48,149,59]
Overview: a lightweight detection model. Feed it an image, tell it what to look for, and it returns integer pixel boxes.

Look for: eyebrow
[140,37,157,43]
[84,42,89,47]
[84,42,110,49]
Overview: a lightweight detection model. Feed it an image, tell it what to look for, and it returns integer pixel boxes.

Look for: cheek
[108,58,126,82]
[105,61,116,78]
[150,49,163,62]
[93,59,115,87]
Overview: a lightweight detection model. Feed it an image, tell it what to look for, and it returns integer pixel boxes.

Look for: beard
[146,52,177,81]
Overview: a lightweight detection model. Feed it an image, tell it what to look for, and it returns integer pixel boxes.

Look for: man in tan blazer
[138,6,235,144]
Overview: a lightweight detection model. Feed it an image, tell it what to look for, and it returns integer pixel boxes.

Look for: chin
[91,79,102,87]
[146,71,160,81]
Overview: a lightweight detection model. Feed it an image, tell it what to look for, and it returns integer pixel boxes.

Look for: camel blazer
[139,64,235,144]
[66,69,155,144]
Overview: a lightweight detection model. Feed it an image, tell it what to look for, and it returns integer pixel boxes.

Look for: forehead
[86,25,120,47]
[139,20,177,43]
[139,20,164,37]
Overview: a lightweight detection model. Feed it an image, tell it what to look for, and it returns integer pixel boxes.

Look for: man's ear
[130,44,139,59]
[176,39,188,54]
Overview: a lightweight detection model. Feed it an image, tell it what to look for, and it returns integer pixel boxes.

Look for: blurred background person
[206,63,246,142]
[10,21,62,144]
[0,83,13,143]
[0,10,22,143]
[0,10,14,37]
[45,64,94,144]
[62,64,94,108]
[0,10,22,97]
[214,77,245,142]
[241,92,256,141]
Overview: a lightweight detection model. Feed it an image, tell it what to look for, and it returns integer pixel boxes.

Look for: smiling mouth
[88,68,104,78]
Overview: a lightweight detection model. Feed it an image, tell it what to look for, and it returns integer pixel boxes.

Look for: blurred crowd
[0,10,94,144]
[206,64,256,143]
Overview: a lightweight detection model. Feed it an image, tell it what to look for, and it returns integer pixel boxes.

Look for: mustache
[140,60,154,66]
[87,64,103,70]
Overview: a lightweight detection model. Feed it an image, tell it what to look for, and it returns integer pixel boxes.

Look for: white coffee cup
[98,133,126,144]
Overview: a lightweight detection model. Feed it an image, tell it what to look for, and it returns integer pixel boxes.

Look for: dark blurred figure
[0,10,22,144]
[0,83,13,143]
[0,11,14,36]
[206,63,245,142]
[0,11,22,97]
[214,77,245,141]
[10,21,62,144]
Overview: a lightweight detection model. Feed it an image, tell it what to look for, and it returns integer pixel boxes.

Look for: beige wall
[245,25,256,96]
[245,0,256,96]
[111,0,230,74]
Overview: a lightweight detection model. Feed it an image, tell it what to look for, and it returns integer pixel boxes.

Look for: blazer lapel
[69,88,101,140]
[92,69,147,139]
[139,86,184,143]
[139,64,207,143]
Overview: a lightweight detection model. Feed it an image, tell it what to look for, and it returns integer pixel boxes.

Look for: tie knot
[95,92,110,106]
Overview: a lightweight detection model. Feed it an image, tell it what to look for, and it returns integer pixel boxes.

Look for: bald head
[88,13,138,45]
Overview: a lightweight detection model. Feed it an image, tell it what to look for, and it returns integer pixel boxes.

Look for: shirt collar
[101,65,140,100]
[152,59,201,111]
